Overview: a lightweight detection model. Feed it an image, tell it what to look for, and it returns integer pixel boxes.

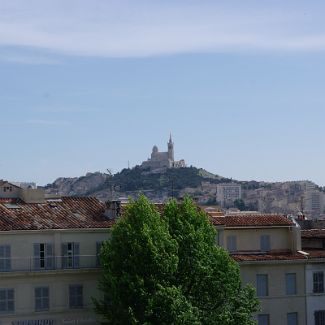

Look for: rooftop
[301,229,325,238]
[0,197,113,231]
[210,214,294,227]
[233,250,325,262]
[232,252,306,262]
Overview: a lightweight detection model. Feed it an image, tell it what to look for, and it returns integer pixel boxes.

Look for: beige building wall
[0,229,110,324]
[240,262,306,325]
[0,230,109,260]
[224,227,294,252]
[0,272,100,325]
[0,183,20,199]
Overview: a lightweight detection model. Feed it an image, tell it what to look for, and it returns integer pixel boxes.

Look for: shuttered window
[313,272,324,293]
[227,236,237,252]
[258,314,269,325]
[285,273,297,295]
[33,243,54,270]
[287,312,298,325]
[96,242,103,267]
[69,285,83,308]
[256,274,268,297]
[0,289,14,314]
[0,246,11,271]
[260,235,271,252]
[62,243,80,269]
[35,287,49,311]
[315,311,325,325]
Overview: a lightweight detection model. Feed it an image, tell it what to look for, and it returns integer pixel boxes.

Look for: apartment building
[301,229,325,325]
[216,183,241,208]
[211,213,305,325]
[0,181,113,325]
[209,212,325,325]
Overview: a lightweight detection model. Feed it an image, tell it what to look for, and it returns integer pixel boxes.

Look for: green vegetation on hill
[90,166,232,196]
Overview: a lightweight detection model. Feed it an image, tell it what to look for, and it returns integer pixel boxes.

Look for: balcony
[0,255,100,273]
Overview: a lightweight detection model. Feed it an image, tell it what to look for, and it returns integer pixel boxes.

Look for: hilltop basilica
[141,135,186,170]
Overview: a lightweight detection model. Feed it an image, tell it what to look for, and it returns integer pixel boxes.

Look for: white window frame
[0,245,11,271]
[313,272,324,293]
[35,286,49,312]
[0,288,14,314]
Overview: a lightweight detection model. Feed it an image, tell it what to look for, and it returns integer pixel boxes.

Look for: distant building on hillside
[141,135,186,170]
[216,183,242,208]
[11,181,37,189]
[305,190,325,219]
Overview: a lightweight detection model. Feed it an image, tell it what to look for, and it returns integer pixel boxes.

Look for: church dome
[152,145,158,153]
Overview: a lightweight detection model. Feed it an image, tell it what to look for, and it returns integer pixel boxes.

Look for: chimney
[104,200,121,219]
[19,188,45,204]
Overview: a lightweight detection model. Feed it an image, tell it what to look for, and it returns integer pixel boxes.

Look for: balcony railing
[0,255,100,273]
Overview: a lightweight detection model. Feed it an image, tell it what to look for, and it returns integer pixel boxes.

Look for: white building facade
[216,183,242,208]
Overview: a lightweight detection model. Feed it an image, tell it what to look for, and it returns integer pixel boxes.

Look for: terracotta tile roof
[232,252,306,262]
[0,198,293,232]
[0,197,114,231]
[301,229,325,238]
[209,214,293,227]
[303,250,325,258]
[210,216,225,226]
[0,198,17,203]
[233,250,325,262]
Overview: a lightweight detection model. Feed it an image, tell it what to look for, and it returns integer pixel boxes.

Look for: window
[286,273,297,295]
[313,272,324,293]
[96,241,103,267]
[260,235,270,252]
[69,285,83,308]
[258,314,269,325]
[62,242,80,269]
[256,274,268,297]
[0,289,14,314]
[287,312,298,325]
[215,232,219,246]
[35,287,49,311]
[33,243,54,270]
[0,245,11,271]
[227,236,237,252]
[315,310,325,325]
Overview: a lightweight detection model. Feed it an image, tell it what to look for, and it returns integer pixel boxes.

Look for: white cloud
[0,0,325,57]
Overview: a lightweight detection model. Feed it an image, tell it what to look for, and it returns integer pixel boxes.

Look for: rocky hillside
[45,166,325,217]
[45,167,233,202]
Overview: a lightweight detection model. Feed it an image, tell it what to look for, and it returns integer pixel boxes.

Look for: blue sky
[1,0,325,185]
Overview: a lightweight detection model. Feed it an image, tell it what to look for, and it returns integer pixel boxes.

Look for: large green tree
[164,198,258,324]
[94,195,258,324]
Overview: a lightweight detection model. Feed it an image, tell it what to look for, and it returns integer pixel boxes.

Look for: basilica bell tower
[167,134,174,161]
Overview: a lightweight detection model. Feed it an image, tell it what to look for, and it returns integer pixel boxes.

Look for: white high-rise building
[216,183,242,208]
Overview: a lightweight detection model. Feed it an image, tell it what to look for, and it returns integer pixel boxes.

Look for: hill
[45,166,233,201]
[45,166,324,217]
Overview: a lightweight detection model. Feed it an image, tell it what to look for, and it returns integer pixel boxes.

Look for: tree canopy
[94,195,258,324]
